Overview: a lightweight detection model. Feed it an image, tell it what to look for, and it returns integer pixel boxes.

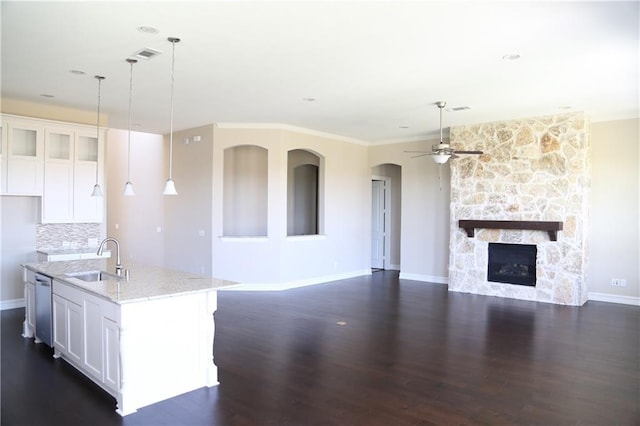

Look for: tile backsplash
[36,223,101,250]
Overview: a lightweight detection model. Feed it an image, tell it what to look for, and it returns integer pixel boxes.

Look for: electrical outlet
[611,278,627,287]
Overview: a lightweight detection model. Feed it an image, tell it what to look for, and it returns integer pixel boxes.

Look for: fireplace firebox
[487,243,537,286]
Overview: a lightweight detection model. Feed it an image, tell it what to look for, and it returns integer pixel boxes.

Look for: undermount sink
[66,270,123,282]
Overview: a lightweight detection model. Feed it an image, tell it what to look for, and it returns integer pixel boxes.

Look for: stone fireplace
[448,112,590,306]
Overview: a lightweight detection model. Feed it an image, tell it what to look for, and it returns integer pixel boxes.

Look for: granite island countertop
[23,258,239,305]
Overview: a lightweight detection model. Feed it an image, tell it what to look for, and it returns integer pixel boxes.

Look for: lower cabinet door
[66,300,84,365]
[52,295,67,352]
[26,282,36,333]
[103,318,119,391]
[83,298,103,381]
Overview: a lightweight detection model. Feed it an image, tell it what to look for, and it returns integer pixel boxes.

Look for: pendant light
[91,75,106,197]
[162,37,180,196]
[123,58,137,196]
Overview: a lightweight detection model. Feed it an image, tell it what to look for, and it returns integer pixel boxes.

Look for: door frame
[371,175,392,270]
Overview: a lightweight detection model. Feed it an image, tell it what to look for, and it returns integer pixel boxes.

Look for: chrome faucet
[97,237,122,276]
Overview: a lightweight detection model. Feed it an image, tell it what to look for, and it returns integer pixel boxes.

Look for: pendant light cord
[95,76,104,186]
[168,38,177,180]
[127,60,134,182]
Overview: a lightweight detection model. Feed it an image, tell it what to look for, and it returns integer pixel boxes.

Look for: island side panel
[117,290,218,416]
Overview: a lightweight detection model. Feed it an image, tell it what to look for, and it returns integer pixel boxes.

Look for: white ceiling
[2,1,638,144]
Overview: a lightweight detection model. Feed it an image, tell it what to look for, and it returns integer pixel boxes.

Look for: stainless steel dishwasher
[34,273,53,347]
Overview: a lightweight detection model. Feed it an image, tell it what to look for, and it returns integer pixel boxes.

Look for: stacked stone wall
[448,112,589,305]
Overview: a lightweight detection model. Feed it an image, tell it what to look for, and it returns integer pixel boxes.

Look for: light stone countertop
[23,259,239,305]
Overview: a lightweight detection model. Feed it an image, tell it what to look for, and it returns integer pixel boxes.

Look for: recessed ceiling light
[69,69,86,75]
[40,94,55,98]
[446,106,471,112]
[502,54,521,61]
[399,125,409,129]
[137,26,159,34]
[302,97,316,102]
[559,105,572,110]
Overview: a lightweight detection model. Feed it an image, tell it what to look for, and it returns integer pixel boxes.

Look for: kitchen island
[22,259,238,416]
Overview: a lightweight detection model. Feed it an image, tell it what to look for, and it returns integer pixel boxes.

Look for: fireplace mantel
[458,220,564,241]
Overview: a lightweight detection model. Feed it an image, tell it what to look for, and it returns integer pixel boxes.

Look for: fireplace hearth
[487,243,537,287]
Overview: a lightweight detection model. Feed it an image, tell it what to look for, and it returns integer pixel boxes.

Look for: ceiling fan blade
[411,153,432,158]
[453,150,484,155]
[404,150,431,153]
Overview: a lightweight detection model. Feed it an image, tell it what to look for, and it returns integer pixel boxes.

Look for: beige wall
[212,125,370,285]
[1,94,637,305]
[105,128,166,268]
[589,118,639,300]
[369,139,451,282]
[162,125,215,275]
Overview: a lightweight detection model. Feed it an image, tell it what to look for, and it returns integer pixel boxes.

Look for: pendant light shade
[123,58,137,196]
[163,37,180,196]
[91,75,105,197]
[123,181,135,196]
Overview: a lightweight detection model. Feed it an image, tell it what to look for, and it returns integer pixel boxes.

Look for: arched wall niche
[223,144,268,236]
[287,149,324,236]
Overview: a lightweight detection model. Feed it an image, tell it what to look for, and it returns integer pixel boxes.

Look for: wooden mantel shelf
[458,220,564,241]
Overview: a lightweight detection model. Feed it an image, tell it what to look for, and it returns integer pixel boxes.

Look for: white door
[371,180,385,269]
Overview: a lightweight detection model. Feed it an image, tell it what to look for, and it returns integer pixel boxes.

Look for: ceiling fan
[406,101,483,164]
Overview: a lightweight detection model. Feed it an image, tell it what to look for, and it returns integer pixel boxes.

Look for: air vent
[133,47,162,60]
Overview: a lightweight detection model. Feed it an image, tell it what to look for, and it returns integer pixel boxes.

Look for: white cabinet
[42,124,104,223]
[72,130,104,222]
[2,118,44,195]
[22,269,36,338]
[42,127,74,222]
[52,279,120,394]
[52,293,83,365]
[0,114,105,222]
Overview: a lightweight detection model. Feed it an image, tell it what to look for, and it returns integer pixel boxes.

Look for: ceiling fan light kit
[406,100,484,164]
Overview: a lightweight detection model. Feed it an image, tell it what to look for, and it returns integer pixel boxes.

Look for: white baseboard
[398,272,449,285]
[1,298,25,311]
[588,292,640,306]
[223,269,371,291]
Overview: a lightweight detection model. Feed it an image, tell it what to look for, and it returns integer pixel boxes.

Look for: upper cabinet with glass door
[42,127,74,222]
[73,129,104,223]
[2,117,45,195]
[41,123,104,223]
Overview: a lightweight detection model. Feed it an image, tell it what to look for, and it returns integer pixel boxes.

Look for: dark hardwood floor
[2,271,639,425]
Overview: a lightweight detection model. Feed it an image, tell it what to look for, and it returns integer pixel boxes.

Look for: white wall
[589,118,639,301]
[0,196,38,305]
